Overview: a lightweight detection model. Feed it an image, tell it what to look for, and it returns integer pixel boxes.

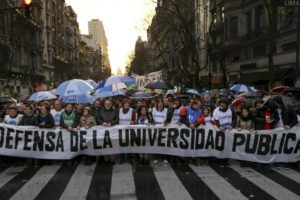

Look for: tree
[147,0,207,87]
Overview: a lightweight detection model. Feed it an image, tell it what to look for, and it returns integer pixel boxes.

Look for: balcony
[224,0,242,12]
[221,38,243,50]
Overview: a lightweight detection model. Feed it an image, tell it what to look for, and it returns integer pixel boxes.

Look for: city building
[79,34,104,81]
[145,0,197,87]
[0,0,44,97]
[88,19,111,71]
[208,0,299,89]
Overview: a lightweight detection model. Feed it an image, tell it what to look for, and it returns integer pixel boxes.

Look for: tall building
[0,0,44,97]
[88,19,111,70]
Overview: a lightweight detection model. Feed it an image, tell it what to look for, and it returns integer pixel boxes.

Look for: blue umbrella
[60,94,95,104]
[96,75,135,90]
[28,91,57,102]
[85,79,98,89]
[230,84,256,93]
[186,89,201,96]
[55,79,95,103]
[94,85,126,99]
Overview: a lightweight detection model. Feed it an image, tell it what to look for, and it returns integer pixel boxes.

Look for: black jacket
[164,106,180,124]
[38,113,54,128]
[253,107,279,130]
[278,105,298,127]
[91,107,102,125]
[99,107,119,125]
[19,114,38,126]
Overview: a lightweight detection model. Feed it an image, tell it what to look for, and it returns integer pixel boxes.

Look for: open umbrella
[144,80,174,90]
[271,86,289,95]
[230,84,256,93]
[130,92,153,99]
[96,75,135,90]
[55,79,95,103]
[186,89,201,96]
[28,91,57,102]
[94,85,126,99]
[85,79,98,89]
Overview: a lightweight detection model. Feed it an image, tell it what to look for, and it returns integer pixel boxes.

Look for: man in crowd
[99,98,119,163]
[60,103,79,132]
[165,97,182,125]
[19,105,38,126]
[3,106,23,125]
[212,98,236,131]
[92,100,102,125]
[99,98,119,127]
[180,98,203,129]
[50,100,64,128]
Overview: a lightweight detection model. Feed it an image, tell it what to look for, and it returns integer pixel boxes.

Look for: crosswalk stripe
[230,165,300,200]
[86,161,113,200]
[253,167,300,195]
[171,164,219,200]
[0,165,41,200]
[0,164,10,173]
[151,163,193,200]
[110,163,137,200]
[34,161,78,200]
[0,166,25,189]
[60,161,97,200]
[10,164,62,200]
[133,163,165,200]
[272,167,300,183]
[190,165,248,200]
[210,164,276,200]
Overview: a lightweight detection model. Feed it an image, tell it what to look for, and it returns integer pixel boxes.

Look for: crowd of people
[0,92,299,168]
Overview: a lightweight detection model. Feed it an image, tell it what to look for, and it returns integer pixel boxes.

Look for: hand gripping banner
[0,123,299,163]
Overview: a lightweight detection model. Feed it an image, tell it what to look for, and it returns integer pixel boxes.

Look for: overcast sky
[65,0,156,74]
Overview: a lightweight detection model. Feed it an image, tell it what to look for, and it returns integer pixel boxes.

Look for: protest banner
[0,123,299,163]
[132,70,162,89]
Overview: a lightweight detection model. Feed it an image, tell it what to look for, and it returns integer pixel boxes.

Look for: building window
[225,18,228,39]
[230,16,238,39]
[244,48,251,59]
[231,56,240,62]
[255,6,264,31]
[281,42,297,51]
[246,11,252,34]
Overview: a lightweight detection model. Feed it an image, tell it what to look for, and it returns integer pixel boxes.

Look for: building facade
[88,19,111,71]
[0,0,102,98]
[0,0,44,97]
[208,0,299,89]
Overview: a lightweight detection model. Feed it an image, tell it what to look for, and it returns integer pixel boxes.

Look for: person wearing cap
[78,107,97,129]
[212,98,236,132]
[3,106,23,126]
[119,99,136,125]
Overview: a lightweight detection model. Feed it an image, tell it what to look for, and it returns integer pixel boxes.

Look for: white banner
[132,70,162,89]
[0,123,299,163]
